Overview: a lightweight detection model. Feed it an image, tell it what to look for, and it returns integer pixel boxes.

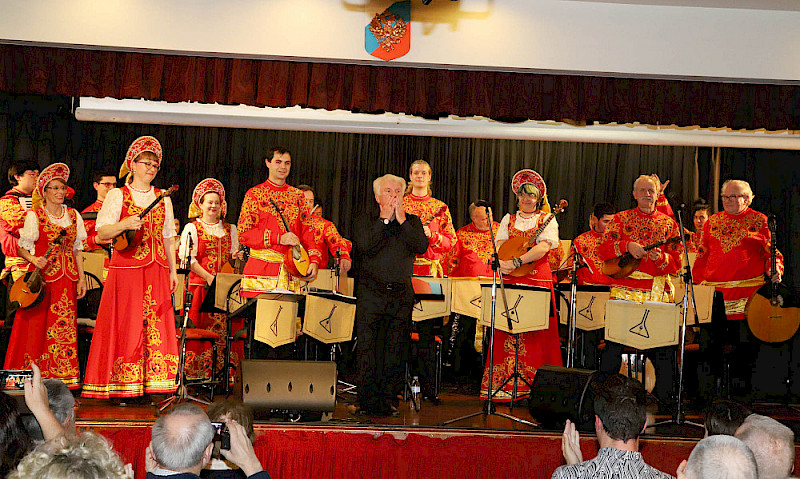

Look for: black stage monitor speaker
[528,365,598,431]
[242,360,337,418]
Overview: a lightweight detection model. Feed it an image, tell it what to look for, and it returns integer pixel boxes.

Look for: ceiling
[560,0,800,11]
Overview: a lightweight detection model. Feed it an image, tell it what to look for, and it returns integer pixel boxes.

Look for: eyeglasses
[98,182,116,187]
[135,161,160,171]
[721,194,748,201]
[45,186,68,192]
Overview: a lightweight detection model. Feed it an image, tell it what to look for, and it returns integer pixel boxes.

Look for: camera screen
[0,370,33,391]
[210,421,224,436]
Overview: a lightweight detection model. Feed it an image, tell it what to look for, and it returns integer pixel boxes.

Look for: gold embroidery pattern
[44,289,79,379]
[573,231,604,273]
[37,208,79,281]
[707,211,765,254]
[142,284,179,381]
[196,222,232,275]
[110,357,144,384]
[0,195,27,229]
[402,196,457,247]
[457,224,498,265]
[482,335,537,398]
[238,183,320,262]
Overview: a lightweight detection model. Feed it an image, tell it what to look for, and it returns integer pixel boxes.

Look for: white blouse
[96,187,177,238]
[177,221,240,266]
[496,211,560,250]
[18,206,87,253]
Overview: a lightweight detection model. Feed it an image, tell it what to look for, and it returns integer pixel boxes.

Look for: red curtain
[2,43,799,131]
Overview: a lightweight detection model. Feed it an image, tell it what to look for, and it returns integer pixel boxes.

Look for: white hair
[684,435,758,479]
[735,414,794,479]
[633,175,659,192]
[721,179,754,206]
[372,174,406,196]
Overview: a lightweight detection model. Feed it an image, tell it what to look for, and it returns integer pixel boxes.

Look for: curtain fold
[0,92,695,246]
[2,43,800,130]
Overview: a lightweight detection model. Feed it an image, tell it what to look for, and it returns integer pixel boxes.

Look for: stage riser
[83,423,719,479]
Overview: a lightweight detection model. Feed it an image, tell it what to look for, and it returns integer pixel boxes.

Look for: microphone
[474,199,491,208]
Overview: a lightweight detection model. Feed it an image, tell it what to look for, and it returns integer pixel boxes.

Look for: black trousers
[355,282,413,413]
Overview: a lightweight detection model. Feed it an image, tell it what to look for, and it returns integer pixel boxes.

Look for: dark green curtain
[0,92,696,244]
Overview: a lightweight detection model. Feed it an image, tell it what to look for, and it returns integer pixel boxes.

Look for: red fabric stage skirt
[82,262,179,398]
[3,276,80,389]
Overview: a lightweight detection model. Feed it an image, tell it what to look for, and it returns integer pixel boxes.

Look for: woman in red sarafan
[82,136,180,399]
[480,169,563,402]
[178,178,245,382]
[4,162,87,388]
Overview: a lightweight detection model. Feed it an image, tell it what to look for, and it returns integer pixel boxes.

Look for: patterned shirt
[552,448,674,479]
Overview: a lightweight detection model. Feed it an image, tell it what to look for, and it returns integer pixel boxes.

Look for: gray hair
[684,435,758,479]
[151,403,215,471]
[372,174,406,196]
[735,414,794,479]
[721,179,754,206]
[9,432,131,479]
[22,379,76,441]
[633,175,659,192]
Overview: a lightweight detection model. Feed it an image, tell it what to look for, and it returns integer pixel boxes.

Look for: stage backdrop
[0,93,695,239]
[1,91,798,290]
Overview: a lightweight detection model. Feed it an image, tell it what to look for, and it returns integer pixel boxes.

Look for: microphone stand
[159,234,212,411]
[441,205,537,427]
[653,204,702,428]
[566,244,590,368]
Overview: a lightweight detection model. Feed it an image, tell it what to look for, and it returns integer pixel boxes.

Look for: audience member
[146,403,269,479]
[553,373,674,479]
[22,377,76,442]
[703,398,751,437]
[676,435,757,479]
[203,400,257,478]
[736,414,795,479]
[0,391,32,478]
[8,431,132,479]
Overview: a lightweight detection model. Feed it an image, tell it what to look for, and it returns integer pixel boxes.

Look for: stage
[74,382,800,479]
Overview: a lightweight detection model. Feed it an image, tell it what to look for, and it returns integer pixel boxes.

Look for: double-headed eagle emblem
[369,12,407,52]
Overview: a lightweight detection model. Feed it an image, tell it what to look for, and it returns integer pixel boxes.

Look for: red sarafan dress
[179,219,243,381]
[480,212,563,401]
[82,185,179,398]
[4,206,86,388]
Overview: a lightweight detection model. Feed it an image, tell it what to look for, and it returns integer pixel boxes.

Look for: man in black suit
[350,174,428,416]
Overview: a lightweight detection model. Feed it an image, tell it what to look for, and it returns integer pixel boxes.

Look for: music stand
[652,205,703,428]
[441,203,537,428]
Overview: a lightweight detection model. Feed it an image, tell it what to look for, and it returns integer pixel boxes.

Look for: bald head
[682,435,758,479]
[151,403,216,472]
[735,414,794,479]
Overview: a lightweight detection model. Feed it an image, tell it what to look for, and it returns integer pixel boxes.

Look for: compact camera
[210,421,231,451]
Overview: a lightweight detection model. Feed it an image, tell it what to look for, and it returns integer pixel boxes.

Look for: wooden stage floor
[74,381,800,440]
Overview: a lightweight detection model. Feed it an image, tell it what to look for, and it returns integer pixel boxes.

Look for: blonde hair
[721,179,754,206]
[373,174,406,196]
[9,432,132,479]
[405,159,432,196]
